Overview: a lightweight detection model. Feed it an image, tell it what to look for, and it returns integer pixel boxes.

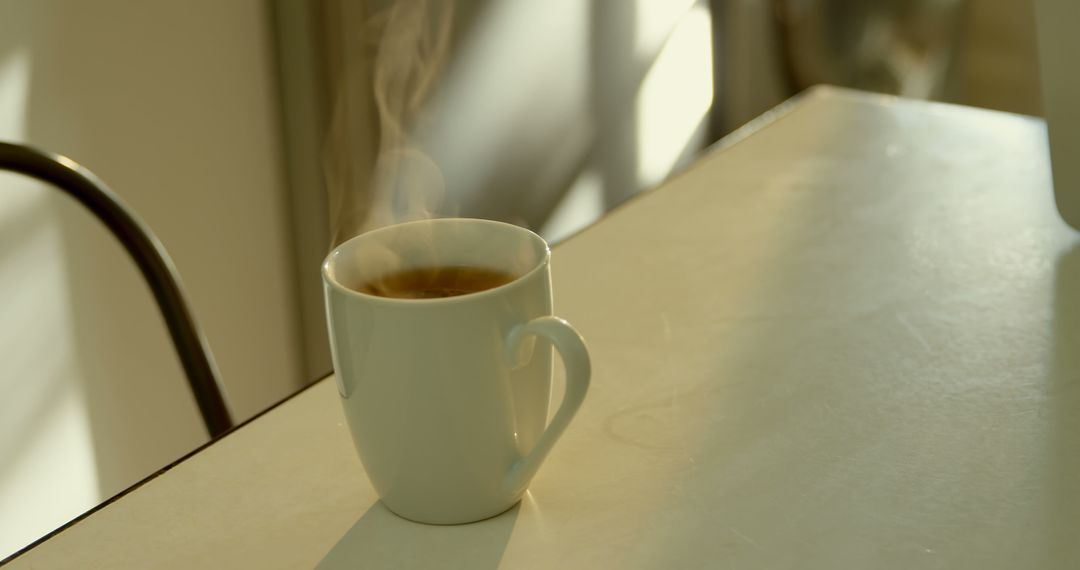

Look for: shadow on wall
[0,7,99,558]
[1,0,304,558]
[321,0,714,245]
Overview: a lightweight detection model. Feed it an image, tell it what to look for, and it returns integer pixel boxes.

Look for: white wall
[0,0,302,558]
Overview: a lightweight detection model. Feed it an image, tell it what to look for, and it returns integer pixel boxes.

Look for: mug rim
[322,218,551,306]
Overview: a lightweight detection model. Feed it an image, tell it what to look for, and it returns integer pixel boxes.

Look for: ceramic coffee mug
[322,218,590,524]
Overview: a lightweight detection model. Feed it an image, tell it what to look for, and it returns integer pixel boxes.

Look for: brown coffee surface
[359,266,516,299]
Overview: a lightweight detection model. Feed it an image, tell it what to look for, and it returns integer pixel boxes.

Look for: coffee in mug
[358,266,516,299]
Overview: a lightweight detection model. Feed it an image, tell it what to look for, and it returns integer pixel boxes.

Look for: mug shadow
[317,501,521,569]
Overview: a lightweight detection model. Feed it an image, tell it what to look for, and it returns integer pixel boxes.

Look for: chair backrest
[0,141,234,437]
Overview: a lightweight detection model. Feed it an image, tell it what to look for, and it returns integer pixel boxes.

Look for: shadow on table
[317,501,520,569]
[1047,243,1080,567]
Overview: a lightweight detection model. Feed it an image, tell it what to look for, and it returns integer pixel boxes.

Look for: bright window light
[635,4,714,188]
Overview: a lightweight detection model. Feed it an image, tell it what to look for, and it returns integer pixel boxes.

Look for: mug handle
[503,316,591,496]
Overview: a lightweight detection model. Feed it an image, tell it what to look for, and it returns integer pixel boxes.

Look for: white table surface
[9,86,1080,569]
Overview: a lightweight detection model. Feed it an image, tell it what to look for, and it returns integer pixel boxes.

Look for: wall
[950,0,1041,115]
[0,0,302,558]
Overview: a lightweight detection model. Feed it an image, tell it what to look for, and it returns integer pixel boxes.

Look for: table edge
[0,371,333,566]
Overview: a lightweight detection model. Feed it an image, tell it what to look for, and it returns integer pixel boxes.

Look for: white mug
[322,218,590,524]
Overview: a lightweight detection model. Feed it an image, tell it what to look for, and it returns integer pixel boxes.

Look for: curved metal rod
[0,141,234,437]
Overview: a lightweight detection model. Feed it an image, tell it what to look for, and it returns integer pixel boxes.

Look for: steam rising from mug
[325,0,454,248]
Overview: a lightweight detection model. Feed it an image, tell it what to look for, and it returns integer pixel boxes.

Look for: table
[8,86,1080,569]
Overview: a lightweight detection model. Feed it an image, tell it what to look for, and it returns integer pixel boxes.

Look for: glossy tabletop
[8,86,1080,569]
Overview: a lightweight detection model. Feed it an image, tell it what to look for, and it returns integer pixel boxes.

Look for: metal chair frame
[0,141,233,437]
